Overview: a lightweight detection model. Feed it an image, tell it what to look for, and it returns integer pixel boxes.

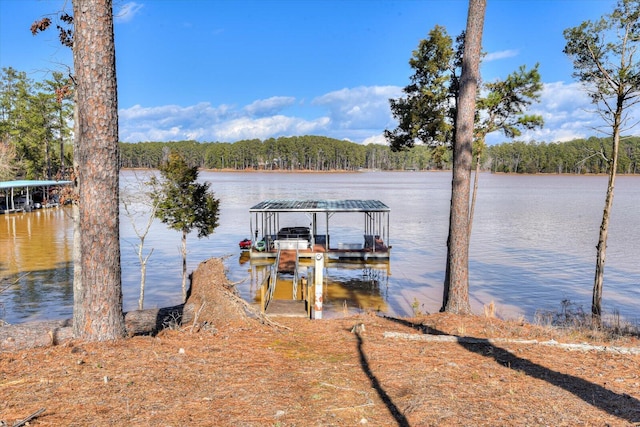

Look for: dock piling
[313,253,324,319]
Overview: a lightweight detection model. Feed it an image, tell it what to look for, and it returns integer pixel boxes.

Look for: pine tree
[151,152,220,301]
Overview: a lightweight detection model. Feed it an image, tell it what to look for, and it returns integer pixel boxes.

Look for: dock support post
[313,253,324,319]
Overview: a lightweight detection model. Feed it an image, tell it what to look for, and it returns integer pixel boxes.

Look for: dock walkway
[276,249,298,274]
[264,300,308,317]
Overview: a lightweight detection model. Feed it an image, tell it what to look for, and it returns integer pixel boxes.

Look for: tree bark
[442,0,485,314]
[72,0,125,340]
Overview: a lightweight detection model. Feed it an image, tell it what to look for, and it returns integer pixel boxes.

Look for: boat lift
[248,199,391,319]
[248,199,391,260]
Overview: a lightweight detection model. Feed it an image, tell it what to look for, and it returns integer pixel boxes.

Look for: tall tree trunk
[72,83,83,336]
[441,0,485,314]
[592,112,622,325]
[72,0,125,340]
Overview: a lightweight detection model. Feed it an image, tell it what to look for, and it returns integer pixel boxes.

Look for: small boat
[239,238,252,250]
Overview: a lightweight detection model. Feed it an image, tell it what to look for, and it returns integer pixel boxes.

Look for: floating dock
[248,199,391,261]
[246,199,391,319]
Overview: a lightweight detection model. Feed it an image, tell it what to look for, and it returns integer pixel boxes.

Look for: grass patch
[534,299,640,341]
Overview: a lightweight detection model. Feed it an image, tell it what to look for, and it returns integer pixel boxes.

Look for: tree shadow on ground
[353,330,410,427]
[384,316,640,424]
[349,319,450,426]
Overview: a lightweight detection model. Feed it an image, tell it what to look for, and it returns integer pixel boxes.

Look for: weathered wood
[124,304,193,336]
[264,300,307,318]
[383,332,640,355]
[11,407,46,427]
[0,319,73,352]
[0,306,195,352]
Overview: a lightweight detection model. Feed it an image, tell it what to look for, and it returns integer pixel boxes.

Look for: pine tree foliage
[385,25,457,151]
[150,151,220,300]
[0,67,73,180]
[152,151,220,238]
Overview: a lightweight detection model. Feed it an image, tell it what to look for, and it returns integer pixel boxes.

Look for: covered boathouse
[247,199,391,319]
[248,199,390,261]
[0,180,72,213]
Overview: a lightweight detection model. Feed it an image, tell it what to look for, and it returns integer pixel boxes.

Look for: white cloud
[118,82,639,146]
[312,85,402,130]
[243,96,296,117]
[486,81,603,145]
[484,49,519,62]
[118,100,330,142]
[362,134,389,145]
[115,2,143,23]
[118,88,400,143]
[211,116,330,141]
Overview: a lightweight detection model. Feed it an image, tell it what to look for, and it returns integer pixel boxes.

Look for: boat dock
[0,180,72,214]
[249,199,391,261]
[246,199,391,319]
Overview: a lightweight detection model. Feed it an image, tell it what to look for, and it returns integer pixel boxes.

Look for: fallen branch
[383,331,640,355]
[11,407,45,427]
[0,379,26,388]
[226,278,247,288]
[1,306,193,352]
[125,304,192,336]
[0,319,73,352]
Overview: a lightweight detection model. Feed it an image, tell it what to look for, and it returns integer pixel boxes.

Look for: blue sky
[1,0,637,145]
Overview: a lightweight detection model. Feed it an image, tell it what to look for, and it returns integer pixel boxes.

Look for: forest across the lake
[119,135,640,174]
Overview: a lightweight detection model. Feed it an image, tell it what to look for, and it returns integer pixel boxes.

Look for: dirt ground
[1,260,640,426]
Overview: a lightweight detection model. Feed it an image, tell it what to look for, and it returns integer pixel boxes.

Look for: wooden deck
[252,243,390,264]
[264,300,308,317]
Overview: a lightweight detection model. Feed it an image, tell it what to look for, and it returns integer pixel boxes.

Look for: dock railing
[292,246,300,299]
[259,249,281,313]
[259,270,272,314]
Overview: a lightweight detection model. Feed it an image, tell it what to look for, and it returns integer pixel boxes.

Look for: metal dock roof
[250,199,389,213]
[0,180,72,190]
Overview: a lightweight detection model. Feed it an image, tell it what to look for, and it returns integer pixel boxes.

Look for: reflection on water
[322,265,389,317]
[2,171,640,324]
[1,208,73,322]
[243,259,390,318]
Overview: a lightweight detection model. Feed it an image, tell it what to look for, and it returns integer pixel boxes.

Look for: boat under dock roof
[248,198,391,261]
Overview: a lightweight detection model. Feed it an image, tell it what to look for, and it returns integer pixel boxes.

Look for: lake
[1,171,639,325]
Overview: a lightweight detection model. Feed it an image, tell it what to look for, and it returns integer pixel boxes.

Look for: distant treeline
[119,135,640,174]
[489,136,640,174]
[119,136,447,171]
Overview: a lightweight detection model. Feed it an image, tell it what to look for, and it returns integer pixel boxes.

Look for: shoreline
[121,167,640,177]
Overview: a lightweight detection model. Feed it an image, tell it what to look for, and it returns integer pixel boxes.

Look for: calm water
[1,171,639,324]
